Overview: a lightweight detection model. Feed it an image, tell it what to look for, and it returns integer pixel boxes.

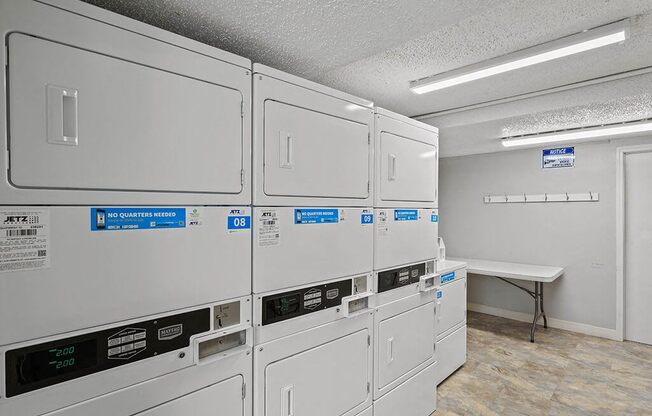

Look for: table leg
[540,282,548,328]
[530,282,540,343]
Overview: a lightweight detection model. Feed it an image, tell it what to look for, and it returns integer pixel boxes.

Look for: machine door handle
[47,85,78,146]
[386,337,394,364]
[388,153,397,181]
[281,385,295,416]
[280,131,293,168]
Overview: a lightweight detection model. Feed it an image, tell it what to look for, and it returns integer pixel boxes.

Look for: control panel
[377,261,434,293]
[4,309,210,397]
[262,279,353,326]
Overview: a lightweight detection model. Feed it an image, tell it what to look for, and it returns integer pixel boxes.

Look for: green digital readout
[48,345,77,369]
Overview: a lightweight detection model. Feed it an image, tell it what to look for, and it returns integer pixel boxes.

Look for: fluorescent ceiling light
[501,119,652,148]
[410,19,629,94]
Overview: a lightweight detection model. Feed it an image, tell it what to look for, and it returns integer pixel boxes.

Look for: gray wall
[439,136,652,330]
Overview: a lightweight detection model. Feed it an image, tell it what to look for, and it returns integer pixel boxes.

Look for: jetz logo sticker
[158,324,183,341]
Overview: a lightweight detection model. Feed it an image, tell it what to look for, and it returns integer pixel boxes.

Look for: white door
[376,302,435,390]
[625,150,652,345]
[378,132,438,205]
[264,330,370,416]
[8,33,244,195]
[436,278,467,338]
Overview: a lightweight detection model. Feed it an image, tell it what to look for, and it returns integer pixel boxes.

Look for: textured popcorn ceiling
[82,0,652,156]
[424,72,652,157]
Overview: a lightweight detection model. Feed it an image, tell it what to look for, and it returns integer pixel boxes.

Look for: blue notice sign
[543,147,575,169]
[436,290,443,299]
[91,207,186,231]
[440,272,456,284]
[394,209,418,221]
[431,214,439,223]
[294,208,339,224]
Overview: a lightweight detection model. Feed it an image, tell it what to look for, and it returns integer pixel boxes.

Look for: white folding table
[450,258,564,342]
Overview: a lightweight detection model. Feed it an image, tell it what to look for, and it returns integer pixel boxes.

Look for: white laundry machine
[434,261,468,386]
[0,0,253,349]
[0,297,253,416]
[252,64,374,208]
[374,108,439,209]
[372,260,438,416]
[0,0,252,206]
[253,274,374,416]
[253,207,374,293]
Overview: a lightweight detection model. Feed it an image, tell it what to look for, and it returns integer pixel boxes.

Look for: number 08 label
[227,213,251,234]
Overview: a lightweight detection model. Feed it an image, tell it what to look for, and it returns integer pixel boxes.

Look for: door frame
[616,144,652,341]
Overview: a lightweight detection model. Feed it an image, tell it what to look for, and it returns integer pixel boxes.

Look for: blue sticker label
[440,272,456,284]
[294,208,339,224]
[431,214,439,223]
[436,290,443,299]
[394,209,418,221]
[227,215,251,230]
[91,208,186,231]
[361,213,374,224]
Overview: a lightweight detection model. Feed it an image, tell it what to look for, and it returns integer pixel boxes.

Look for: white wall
[439,136,652,336]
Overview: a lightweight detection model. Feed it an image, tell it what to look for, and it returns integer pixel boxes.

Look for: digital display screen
[16,339,97,386]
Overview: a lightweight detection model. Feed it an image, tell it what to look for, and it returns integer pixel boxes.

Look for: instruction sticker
[440,272,456,284]
[258,209,280,247]
[431,214,439,223]
[0,209,50,273]
[543,147,575,169]
[378,210,389,236]
[394,209,418,221]
[436,290,443,300]
[294,208,339,224]
[227,208,251,234]
[90,208,186,231]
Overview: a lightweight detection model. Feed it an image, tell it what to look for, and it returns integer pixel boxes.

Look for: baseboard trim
[468,303,620,341]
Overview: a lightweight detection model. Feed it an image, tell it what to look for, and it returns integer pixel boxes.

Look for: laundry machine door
[265,330,369,416]
[436,278,467,338]
[137,375,244,416]
[376,301,435,394]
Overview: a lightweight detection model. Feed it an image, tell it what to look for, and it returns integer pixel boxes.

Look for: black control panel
[262,279,353,326]
[377,262,427,293]
[5,308,210,397]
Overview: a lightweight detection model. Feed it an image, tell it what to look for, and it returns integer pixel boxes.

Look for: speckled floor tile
[432,312,652,415]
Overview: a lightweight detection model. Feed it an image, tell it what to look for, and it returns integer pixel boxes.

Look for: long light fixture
[501,119,652,148]
[410,19,630,94]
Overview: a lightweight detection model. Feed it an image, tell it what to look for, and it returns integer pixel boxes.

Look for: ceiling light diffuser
[501,119,652,148]
[410,19,629,94]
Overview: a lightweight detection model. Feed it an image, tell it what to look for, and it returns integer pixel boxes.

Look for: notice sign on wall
[543,147,575,169]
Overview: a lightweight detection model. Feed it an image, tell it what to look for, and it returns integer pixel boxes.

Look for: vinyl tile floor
[434,312,652,416]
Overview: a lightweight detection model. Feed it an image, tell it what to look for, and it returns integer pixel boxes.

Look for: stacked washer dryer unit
[0,1,253,415]
[252,64,376,416]
[434,261,468,386]
[372,108,440,416]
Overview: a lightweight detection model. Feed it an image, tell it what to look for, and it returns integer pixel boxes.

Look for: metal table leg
[540,282,548,329]
[494,277,545,342]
